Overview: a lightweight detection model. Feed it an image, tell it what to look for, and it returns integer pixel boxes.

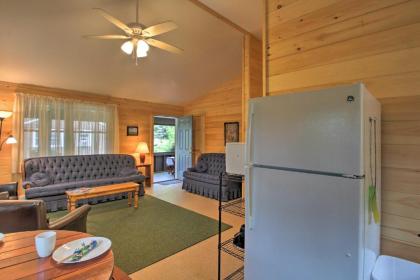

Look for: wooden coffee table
[0,230,114,279]
[66,182,139,211]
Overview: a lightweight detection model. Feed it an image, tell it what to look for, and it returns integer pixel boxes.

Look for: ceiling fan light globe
[137,40,150,53]
[137,51,148,58]
[121,41,134,55]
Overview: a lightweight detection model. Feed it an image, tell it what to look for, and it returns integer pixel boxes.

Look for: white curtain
[12,93,119,173]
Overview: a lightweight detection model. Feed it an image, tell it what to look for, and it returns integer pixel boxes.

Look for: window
[19,94,118,159]
[73,120,108,155]
[153,125,175,153]
[23,117,39,156]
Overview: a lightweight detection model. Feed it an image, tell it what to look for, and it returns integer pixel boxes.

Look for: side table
[136,163,152,187]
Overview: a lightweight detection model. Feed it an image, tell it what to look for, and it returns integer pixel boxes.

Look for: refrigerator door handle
[343,174,365,179]
[245,164,254,230]
[246,103,255,230]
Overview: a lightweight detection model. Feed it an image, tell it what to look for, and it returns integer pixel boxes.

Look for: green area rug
[49,195,231,274]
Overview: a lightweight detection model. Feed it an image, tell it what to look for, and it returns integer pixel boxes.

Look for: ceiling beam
[188,0,251,36]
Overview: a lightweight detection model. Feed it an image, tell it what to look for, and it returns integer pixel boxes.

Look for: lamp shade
[225,143,245,175]
[5,135,17,144]
[136,142,149,154]
[0,111,12,119]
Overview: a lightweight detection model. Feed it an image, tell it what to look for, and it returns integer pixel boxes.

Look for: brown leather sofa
[0,200,91,234]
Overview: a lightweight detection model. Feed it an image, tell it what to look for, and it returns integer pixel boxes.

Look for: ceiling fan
[84,0,183,64]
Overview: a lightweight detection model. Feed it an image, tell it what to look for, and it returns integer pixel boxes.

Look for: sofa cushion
[119,167,139,177]
[30,172,51,187]
[196,161,208,173]
[25,174,145,199]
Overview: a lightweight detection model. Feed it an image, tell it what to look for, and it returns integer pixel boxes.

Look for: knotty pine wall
[242,35,263,140]
[266,0,420,261]
[0,87,15,182]
[0,81,184,187]
[184,78,243,155]
[381,96,420,262]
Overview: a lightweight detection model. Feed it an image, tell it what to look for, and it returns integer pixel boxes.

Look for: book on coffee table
[68,188,92,194]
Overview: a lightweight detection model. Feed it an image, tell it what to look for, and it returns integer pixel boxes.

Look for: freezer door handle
[342,174,365,179]
[246,103,255,164]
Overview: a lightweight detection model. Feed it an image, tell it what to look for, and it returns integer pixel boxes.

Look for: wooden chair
[166,156,175,176]
[0,182,18,200]
[111,266,131,280]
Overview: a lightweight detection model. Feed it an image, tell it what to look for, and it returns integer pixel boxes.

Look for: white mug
[35,231,56,258]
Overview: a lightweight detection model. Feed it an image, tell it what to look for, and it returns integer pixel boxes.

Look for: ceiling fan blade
[146,39,183,54]
[142,21,178,37]
[93,8,133,35]
[83,35,130,40]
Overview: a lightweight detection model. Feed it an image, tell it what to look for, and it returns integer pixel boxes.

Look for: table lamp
[136,142,149,164]
[0,111,13,137]
[0,111,16,151]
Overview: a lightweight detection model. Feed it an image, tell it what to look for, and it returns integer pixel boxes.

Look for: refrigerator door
[247,84,363,176]
[245,167,363,280]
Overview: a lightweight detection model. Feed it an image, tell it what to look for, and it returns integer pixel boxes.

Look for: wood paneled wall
[184,78,242,155]
[266,0,420,261]
[0,81,184,185]
[381,95,420,262]
[242,34,263,139]
[0,88,15,182]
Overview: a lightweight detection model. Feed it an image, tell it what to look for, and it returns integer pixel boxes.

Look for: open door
[175,116,193,179]
[192,114,205,165]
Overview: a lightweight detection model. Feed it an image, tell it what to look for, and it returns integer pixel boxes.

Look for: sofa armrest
[187,167,197,172]
[49,205,91,233]
[22,181,34,190]
[224,174,243,182]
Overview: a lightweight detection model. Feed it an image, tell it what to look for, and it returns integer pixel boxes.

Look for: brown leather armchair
[0,200,91,234]
[0,182,18,200]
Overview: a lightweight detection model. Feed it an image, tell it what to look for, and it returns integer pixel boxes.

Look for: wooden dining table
[0,230,114,280]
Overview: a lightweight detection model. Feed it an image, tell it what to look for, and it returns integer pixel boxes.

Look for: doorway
[153,116,177,183]
[152,115,193,184]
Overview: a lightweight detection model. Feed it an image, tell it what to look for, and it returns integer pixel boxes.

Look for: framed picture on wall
[224,122,239,145]
[127,126,139,136]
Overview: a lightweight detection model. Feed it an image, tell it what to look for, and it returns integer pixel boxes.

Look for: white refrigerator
[244,84,381,280]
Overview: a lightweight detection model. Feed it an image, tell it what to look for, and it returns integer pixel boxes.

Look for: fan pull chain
[136,0,139,23]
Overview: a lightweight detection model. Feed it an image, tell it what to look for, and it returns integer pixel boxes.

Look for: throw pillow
[119,167,139,177]
[29,172,51,188]
[196,161,208,173]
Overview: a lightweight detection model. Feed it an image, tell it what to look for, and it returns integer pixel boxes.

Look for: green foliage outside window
[154,125,175,153]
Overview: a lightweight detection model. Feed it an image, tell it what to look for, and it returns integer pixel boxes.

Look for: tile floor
[153,172,175,183]
[130,182,244,280]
